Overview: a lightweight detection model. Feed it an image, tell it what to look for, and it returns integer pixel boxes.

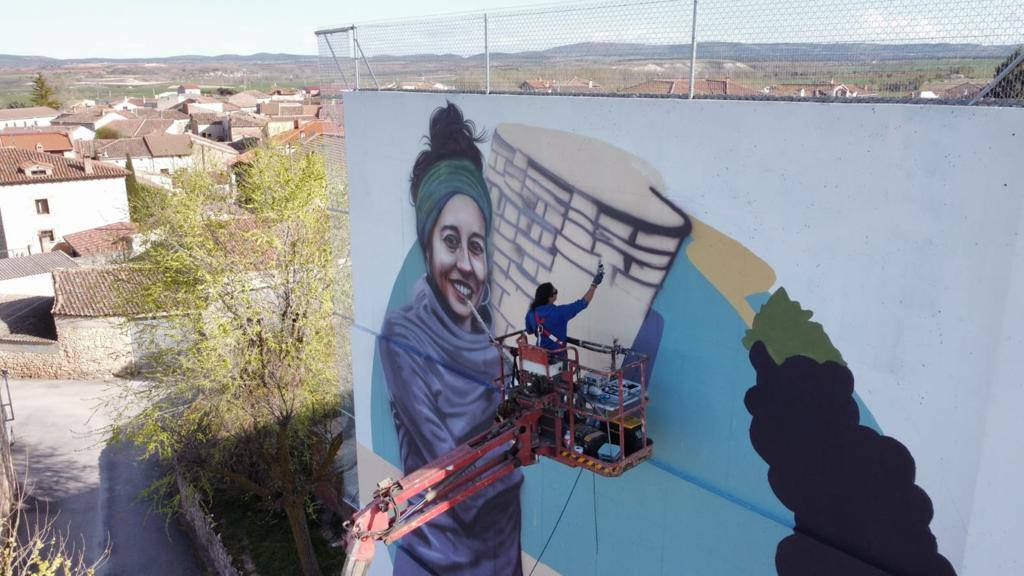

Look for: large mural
[345,92,1024,575]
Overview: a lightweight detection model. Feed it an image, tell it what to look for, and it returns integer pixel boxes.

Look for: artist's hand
[592,264,605,286]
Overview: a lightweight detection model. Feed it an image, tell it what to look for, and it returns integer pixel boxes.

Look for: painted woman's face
[427,194,487,330]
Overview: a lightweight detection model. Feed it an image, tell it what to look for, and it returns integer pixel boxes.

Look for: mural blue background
[370,237,880,575]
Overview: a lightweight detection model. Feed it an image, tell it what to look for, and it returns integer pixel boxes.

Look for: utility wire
[529,467,583,576]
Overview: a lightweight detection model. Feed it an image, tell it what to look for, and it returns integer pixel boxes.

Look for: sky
[0,0,1019,59]
[0,0,563,59]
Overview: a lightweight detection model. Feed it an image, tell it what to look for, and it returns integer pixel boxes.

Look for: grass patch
[208,488,346,576]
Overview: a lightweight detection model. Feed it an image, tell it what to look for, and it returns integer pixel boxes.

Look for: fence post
[689,0,698,99]
[484,13,491,94]
[353,27,360,91]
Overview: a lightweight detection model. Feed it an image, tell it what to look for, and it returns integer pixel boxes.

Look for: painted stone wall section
[485,124,691,364]
[175,469,242,576]
[0,317,133,379]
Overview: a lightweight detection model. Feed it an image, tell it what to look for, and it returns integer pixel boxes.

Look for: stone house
[0,266,143,379]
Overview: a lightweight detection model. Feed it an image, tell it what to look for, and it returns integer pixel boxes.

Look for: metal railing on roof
[315,0,1024,106]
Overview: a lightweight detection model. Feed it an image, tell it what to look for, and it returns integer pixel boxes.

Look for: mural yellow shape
[686,217,776,327]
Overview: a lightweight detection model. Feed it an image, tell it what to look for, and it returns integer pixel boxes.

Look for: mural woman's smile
[428,194,488,330]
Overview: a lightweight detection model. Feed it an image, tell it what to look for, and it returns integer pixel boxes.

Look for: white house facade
[0,107,60,130]
[0,150,129,256]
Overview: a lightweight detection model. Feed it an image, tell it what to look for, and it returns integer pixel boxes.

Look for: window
[38,230,55,253]
[35,199,49,214]
[160,168,170,175]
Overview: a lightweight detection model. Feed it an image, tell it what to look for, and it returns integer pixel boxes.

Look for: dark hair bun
[410,101,486,203]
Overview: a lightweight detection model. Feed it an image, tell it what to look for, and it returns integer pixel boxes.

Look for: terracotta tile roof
[188,134,238,156]
[63,221,138,257]
[184,96,221,105]
[81,138,151,160]
[0,148,128,186]
[143,133,192,157]
[259,101,305,116]
[52,109,128,126]
[766,82,871,97]
[52,266,148,317]
[104,118,175,138]
[939,81,985,99]
[228,91,269,108]
[132,108,189,121]
[272,120,343,145]
[0,126,71,136]
[0,251,77,281]
[0,107,60,122]
[189,112,221,125]
[622,78,763,96]
[0,132,73,153]
[230,113,268,128]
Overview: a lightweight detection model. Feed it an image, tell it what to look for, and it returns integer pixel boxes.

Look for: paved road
[10,379,203,576]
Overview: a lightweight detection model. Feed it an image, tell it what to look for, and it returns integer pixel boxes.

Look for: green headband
[416,158,492,247]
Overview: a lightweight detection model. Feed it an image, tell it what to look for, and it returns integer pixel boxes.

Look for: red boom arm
[342,409,542,576]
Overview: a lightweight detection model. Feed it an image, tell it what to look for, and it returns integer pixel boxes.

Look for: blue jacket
[525,298,589,351]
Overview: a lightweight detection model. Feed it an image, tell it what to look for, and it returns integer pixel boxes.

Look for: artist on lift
[525,264,605,357]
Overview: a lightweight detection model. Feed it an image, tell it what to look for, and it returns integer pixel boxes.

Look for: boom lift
[342,330,654,576]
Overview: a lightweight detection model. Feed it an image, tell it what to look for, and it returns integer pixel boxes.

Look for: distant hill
[369,41,1017,63]
[0,53,317,69]
[0,41,1014,70]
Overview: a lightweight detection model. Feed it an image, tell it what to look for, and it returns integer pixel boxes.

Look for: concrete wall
[0,316,133,379]
[343,92,1024,576]
[0,273,55,297]
[0,177,129,254]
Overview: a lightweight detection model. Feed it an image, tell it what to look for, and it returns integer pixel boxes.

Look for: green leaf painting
[742,287,845,366]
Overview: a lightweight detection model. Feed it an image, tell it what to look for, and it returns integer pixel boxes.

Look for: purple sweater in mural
[379,277,524,576]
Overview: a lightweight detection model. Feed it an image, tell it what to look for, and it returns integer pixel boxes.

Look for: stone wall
[175,470,241,576]
[0,316,134,379]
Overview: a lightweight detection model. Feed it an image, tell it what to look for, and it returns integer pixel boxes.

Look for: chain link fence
[317,0,1024,105]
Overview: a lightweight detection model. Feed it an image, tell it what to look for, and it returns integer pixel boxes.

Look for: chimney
[84,158,94,175]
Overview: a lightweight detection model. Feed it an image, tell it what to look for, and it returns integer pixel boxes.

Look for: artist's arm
[582,264,604,304]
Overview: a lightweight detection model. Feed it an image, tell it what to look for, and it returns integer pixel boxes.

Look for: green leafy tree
[990,47,1024,99]
[93,126,120,140]
[109,147,346,576]
[742,287,845,365]
[124,155,144,223]
[30,73,60,109]
[5,100,29,109]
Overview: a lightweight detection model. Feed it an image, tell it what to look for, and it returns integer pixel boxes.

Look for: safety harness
[533,310,565,349]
